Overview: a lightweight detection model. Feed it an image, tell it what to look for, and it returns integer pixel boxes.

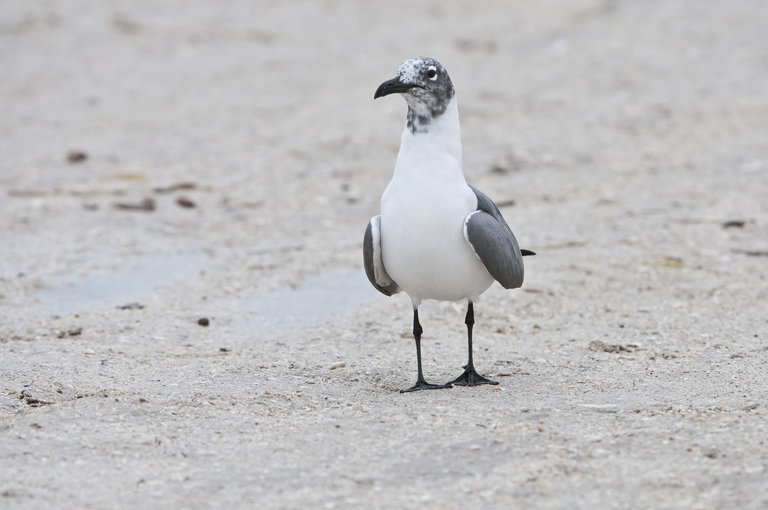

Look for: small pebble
[152,182,197,194]
[114,198,155,211]
[67,150,88,163]
[197,317,210,327]
[176,196,196,208]
[722,219,746,229]
[58,327,83,338]
[117,302,145,310]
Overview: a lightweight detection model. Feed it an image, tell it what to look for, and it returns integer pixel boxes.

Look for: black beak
[374,77,416,99]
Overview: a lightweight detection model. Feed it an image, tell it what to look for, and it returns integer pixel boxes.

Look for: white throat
[396,96,463,174]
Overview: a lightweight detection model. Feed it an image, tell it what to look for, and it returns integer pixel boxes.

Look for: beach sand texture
[2,1,768,508]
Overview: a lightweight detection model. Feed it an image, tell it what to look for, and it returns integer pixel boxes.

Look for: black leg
[448,301,498,386]
[401,309,453,393]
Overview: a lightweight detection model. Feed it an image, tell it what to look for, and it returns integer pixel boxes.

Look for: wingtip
[521,249,536,256]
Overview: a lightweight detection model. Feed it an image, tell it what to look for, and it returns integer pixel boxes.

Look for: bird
[364,57,535,393]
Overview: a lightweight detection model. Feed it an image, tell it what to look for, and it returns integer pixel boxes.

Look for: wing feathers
[465,187,526,289]
[363,216,400,296]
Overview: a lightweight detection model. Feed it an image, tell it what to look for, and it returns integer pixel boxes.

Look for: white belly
[380,178,494,302]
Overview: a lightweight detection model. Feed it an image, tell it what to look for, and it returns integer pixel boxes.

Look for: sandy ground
[2,0,768,508]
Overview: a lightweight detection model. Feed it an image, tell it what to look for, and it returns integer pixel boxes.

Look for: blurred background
[2,0,766,304]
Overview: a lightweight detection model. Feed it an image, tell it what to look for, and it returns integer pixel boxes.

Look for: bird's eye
[427,66,437,80]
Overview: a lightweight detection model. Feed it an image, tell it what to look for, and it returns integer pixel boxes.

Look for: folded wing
[363,215,400,296]
[464,187,525,289]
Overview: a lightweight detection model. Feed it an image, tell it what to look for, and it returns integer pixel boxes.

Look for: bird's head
[374,57,455,133]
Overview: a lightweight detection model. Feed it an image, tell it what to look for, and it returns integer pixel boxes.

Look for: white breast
[379,99,494,303]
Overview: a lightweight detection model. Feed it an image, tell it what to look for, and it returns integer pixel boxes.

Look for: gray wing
[363,216,400,296]
[464,186,525,289]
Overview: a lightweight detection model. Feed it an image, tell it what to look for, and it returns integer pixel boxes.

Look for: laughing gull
[364,57,535,393]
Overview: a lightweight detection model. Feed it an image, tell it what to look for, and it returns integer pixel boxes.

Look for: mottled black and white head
[374,57,455,134]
